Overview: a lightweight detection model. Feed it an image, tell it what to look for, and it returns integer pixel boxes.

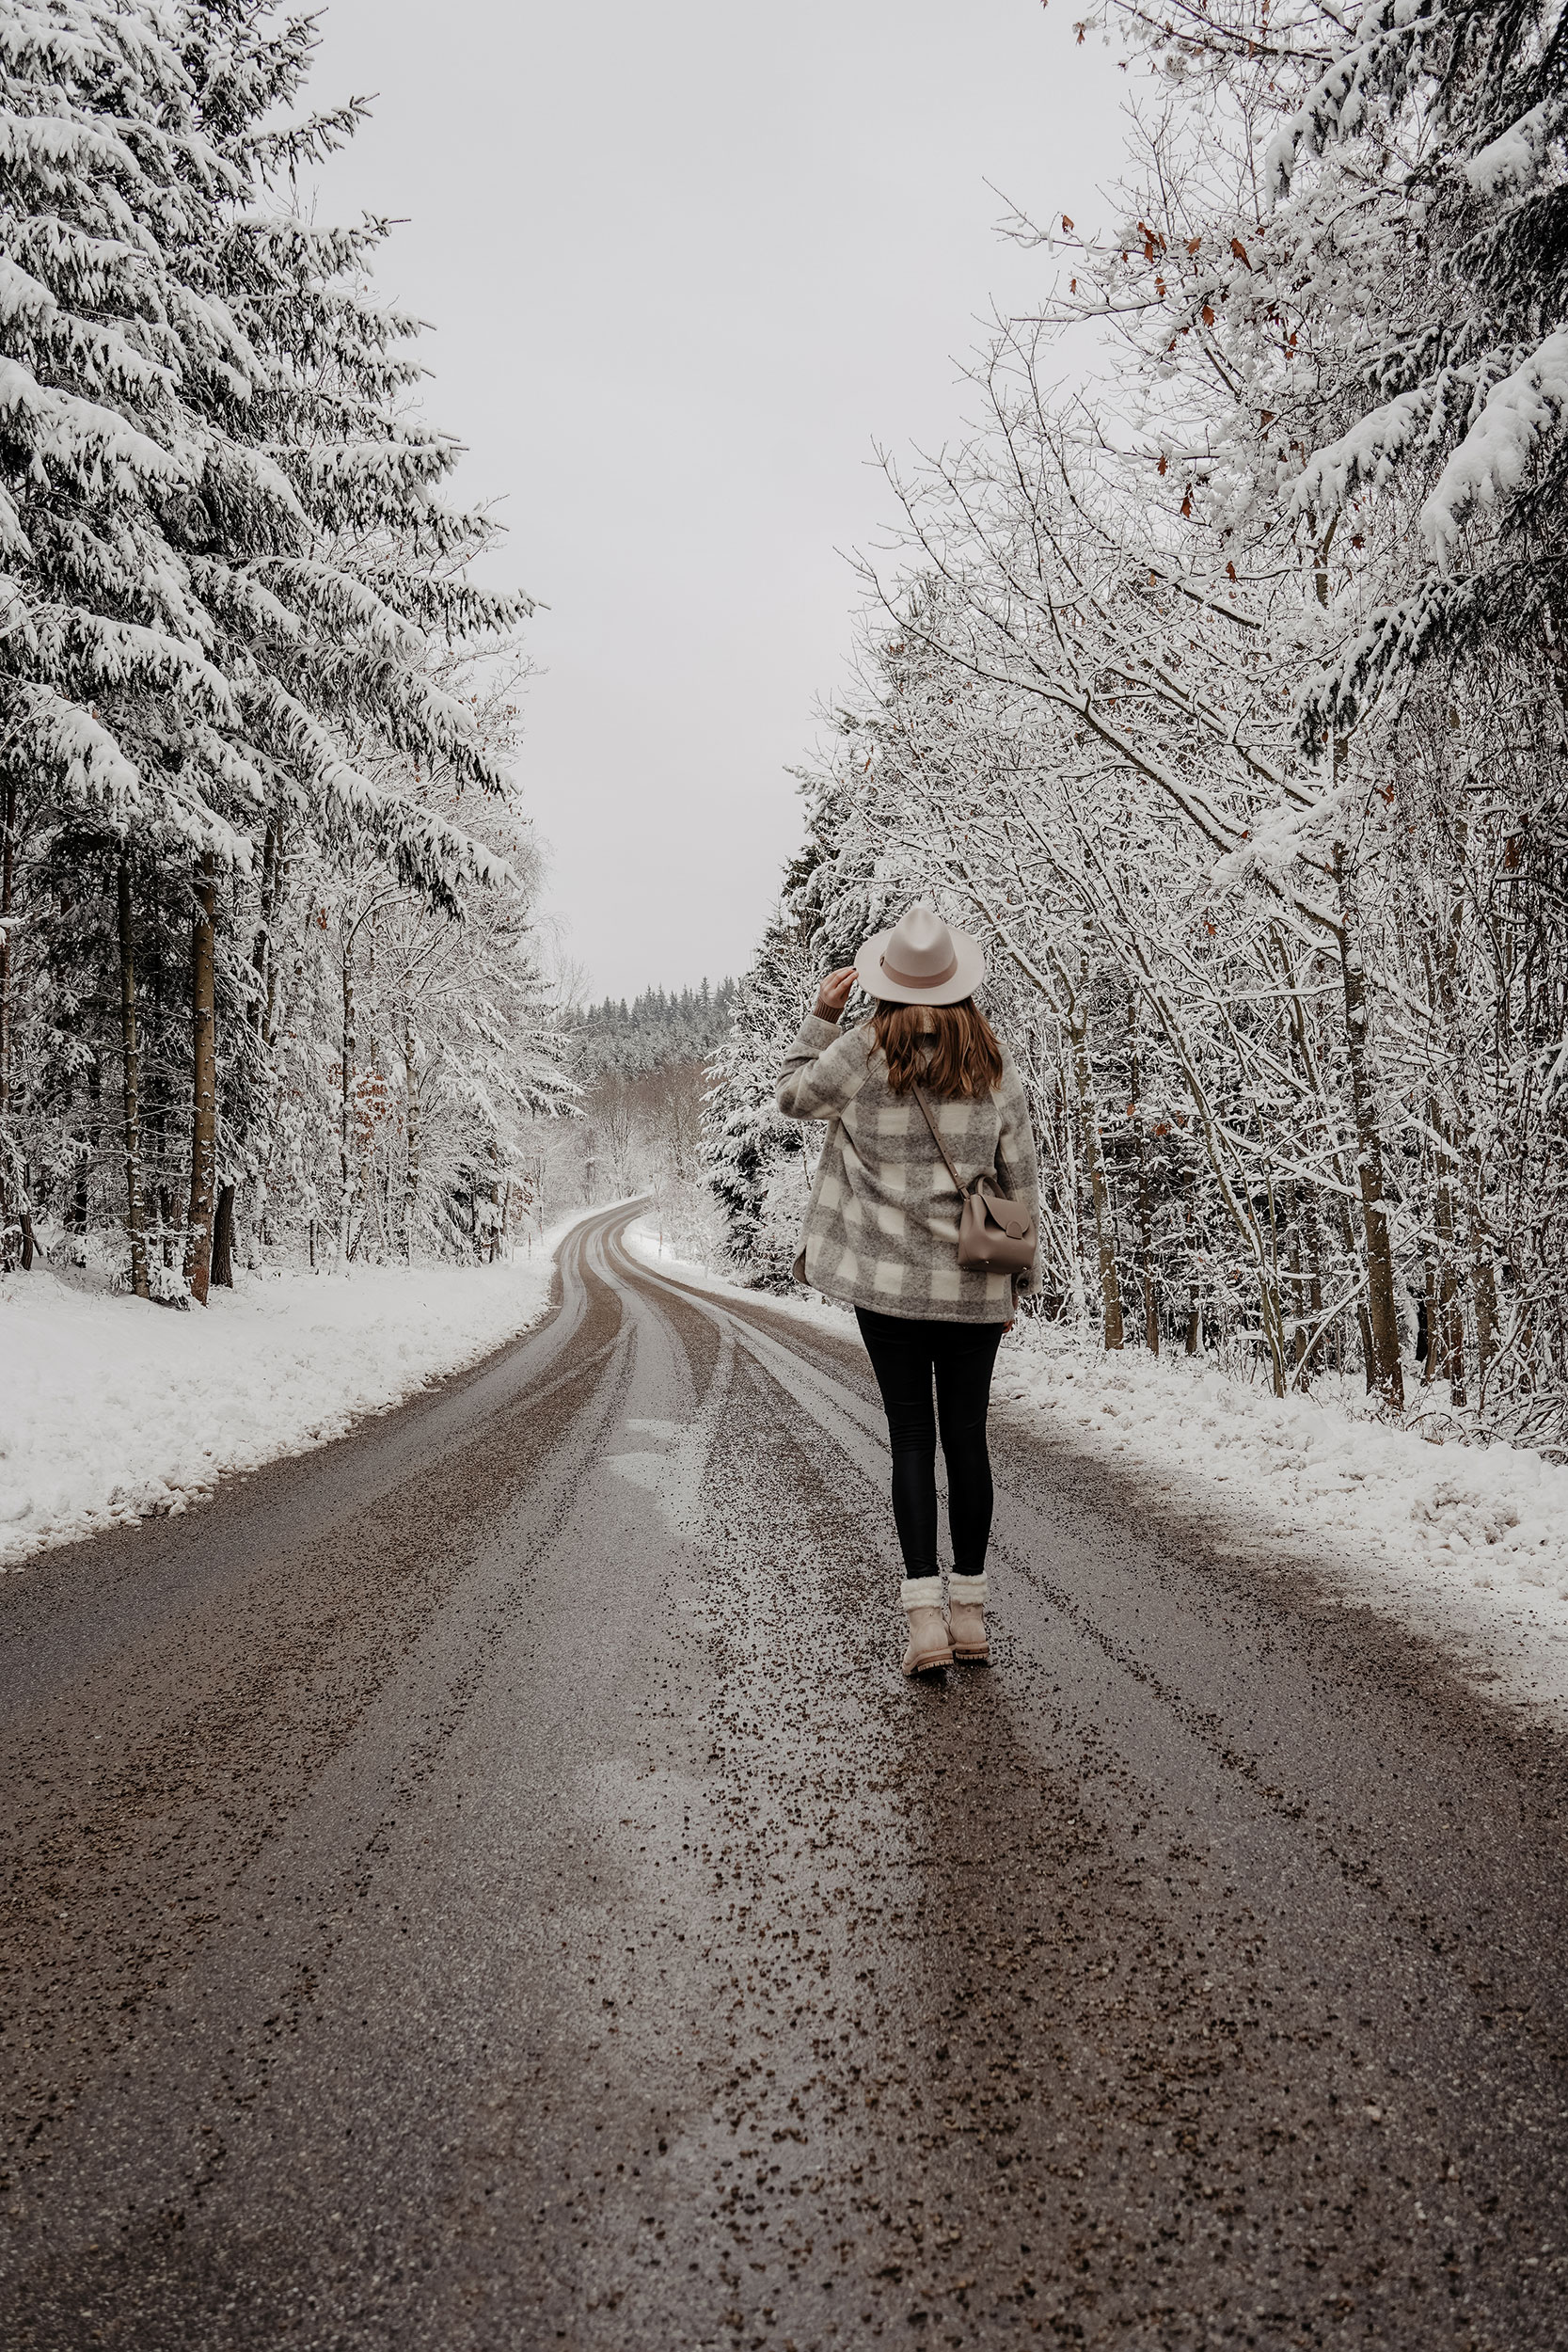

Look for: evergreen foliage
[1085,0,1568,728]
[0,0,567,1293]
[702,923,813,1284]
[562,977,736,1078]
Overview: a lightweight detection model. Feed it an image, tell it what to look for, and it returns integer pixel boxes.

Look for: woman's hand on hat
[814,966,858,1021]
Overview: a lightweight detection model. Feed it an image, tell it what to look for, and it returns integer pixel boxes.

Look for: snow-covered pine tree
[1070,0,1567,709]
[0,0,247,1279]
[1257,0,1568,726]
[703,888,822,1285]
[0,0,566,1290]
[563,977,739,1077]
[171,0,543,1290]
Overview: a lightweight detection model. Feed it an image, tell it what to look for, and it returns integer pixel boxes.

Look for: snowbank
[0,1215,589,1569]
[995,1338,1568,1709]
[627,1222,1568,1720]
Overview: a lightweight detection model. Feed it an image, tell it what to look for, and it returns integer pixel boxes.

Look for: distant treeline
[562,981,737,1077]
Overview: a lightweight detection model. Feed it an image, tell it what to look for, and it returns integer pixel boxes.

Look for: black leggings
[855,1308,1006,1581]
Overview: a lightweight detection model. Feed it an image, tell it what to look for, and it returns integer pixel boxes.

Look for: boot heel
[947,1594,990,1662]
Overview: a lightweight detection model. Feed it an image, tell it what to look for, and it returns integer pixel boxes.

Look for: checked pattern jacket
[774,1012,1042,1324]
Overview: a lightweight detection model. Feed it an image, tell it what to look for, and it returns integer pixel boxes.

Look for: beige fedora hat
[853,902,987,1007]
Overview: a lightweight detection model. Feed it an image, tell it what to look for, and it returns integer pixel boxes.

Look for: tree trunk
[1059,1069,1088,1322]
[1425,816,1487,1397]
[212,1181,235,1288]
[366,1137,390,1261]
[264,832,289,1055]
[1275,931,1373,1390]
[1182,1162,1200,1355]
[1068,961,1123,1350]
[185,851,217,1305]
[1420,1249,1436,1383]
[0,771,16,1270]
[1433,1141,1465,1407]
[1322,1157,1375,1386]
[150,887,169,1264]
[1472,1225,1499,1384]
[1286,1181,1307,1389]
[1127,992,1158,1353]
[1256,1179,1290,1400]
[403,1009,420,1262]
[336,936,356,1273]
[252,813,277,1036]
[118,860,149,1298]
[1334,844,1404,1410]
[1302,1180,1324,1373]
[72,1051,99,1233]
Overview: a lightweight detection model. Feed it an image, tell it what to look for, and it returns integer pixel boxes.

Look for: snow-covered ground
[0,1213,591,1570]
[628,1221,1568,1723]
[993,1335,1568,1720]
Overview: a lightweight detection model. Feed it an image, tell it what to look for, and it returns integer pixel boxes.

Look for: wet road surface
[3,1203,1567,2350]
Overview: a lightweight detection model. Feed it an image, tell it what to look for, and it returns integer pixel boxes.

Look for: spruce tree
[0,0,562,1284]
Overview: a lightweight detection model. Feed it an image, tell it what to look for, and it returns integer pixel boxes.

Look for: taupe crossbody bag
[909,1081,1036,1274]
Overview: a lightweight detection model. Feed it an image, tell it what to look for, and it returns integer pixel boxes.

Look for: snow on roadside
[0,1213,591,1570]
[994,1335,1568,1717]
[625,1221,855,1342]
[627,1221,1568,1721]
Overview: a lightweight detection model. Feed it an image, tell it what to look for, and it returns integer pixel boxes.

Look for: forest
[7,0,1564,1454]
[551,982,736,1258]
[562,980,736,1078]
[0,0,570,1301]
[708,0,1568,1447]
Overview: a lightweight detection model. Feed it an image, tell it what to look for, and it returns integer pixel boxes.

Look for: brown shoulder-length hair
[871,997,1005,1100]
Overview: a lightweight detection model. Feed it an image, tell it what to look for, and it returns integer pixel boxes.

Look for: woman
[776,904,1040,1676]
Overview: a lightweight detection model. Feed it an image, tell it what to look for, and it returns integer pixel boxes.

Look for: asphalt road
[3,1203,1567,2352]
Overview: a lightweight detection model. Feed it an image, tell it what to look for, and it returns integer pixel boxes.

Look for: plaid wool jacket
[775,1012,1042,1323]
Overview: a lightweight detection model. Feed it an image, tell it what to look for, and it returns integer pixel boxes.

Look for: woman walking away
[776,904,1040,1677]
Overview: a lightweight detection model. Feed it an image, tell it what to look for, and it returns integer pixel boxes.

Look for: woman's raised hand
[814,965,858,1021]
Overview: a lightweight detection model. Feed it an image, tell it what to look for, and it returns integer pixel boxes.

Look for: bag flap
[976,1186,1032,1240]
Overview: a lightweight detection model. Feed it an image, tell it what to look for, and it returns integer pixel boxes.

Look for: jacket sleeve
[775,1014,874,1122]
[996,1052,1044,1297]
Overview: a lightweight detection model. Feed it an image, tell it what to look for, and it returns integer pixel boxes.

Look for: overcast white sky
[309,1,1126,1002]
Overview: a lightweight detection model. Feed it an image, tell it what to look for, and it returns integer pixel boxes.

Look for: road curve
[2,1202,1565,2349]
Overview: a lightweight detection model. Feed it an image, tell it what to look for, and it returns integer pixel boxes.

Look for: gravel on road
[3,1203,1566,2350]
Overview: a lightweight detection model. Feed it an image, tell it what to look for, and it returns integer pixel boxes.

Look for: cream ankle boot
[947,1572,990,1661]
[899,1576,953,1676]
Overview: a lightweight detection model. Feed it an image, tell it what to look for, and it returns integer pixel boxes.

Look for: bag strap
[911,1076,1018,1204]
[909,1079,974,1199]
